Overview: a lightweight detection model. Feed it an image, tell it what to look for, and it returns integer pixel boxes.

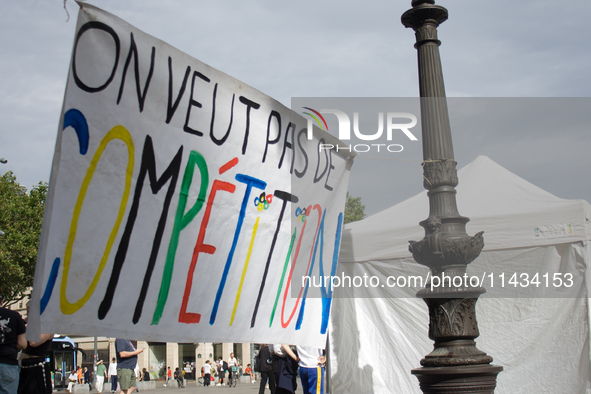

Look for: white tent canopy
[340,155,591,262]
[330,156,591,393]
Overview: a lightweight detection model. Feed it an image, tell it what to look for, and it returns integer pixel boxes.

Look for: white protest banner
[28,3,353,348]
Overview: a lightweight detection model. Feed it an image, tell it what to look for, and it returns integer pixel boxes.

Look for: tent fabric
[329,156,591,393]
[339,155,591,262]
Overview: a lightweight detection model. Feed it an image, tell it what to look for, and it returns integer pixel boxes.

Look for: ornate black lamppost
[402,1,502,392]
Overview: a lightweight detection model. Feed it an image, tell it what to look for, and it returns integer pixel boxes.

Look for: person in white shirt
[216,357,226,386]
[296,346,326,394]
[67,370,78,393]
[270,344,286,357]
[108,357,118,393]
[134,363,140,389]
[227,353,238,383]
[202,361,212,387]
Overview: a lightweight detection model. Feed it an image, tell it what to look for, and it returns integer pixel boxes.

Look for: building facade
[75,338,253,380]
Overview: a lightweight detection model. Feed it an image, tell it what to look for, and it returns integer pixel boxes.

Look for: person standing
[108,357,118,393]
[216,357,227,386]
[296,346,325,394]
[17,335,54,394]
[272,345,298,394]
[84,367,91,390]
[76,366,83,384]
[256,345,275,394]
[115,339,143,394]
[202,361,211,387]
[16,300,54,394]
[133,364,140,392]
[96,360,107,394]
[0,294,27,394]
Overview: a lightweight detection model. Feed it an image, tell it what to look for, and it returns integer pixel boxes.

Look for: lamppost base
[412,364,503,394]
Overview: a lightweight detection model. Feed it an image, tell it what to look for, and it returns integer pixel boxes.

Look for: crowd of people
[65,365,94,393]
[2,292,326,394]
[0,303,152,394]
[199,352,243,387]
[199,345,325,394]
[256,344,325,394]
[62,347,149,394]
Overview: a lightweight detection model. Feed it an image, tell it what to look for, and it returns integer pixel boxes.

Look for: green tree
[344,192,366,224]
[0,171,47,306]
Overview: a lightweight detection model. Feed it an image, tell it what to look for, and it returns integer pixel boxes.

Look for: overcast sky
[1,0,590,216]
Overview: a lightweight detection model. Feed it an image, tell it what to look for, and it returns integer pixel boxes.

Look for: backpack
[223,361,228,371]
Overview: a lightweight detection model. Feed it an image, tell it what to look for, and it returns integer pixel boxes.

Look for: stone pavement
[142,380,270,394]
[62,373,315,394]
[65,380,295,394]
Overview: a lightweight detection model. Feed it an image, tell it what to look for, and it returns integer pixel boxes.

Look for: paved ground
[142,381,269,394]
[64,380,289,394]
[60,374,317,394]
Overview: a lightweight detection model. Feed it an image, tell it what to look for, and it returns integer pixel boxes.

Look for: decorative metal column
[401,1,503,393]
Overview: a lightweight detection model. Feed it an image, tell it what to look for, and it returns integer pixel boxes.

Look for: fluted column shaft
[401,1,502,392]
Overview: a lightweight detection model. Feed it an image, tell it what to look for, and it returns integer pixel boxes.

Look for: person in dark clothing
[18,338,54,394]
[256,345,276,394]
[271,345,299,394]
[84,367,92,389]
[174,367,184,388]
[141,368,150,381]
[17,300,54,394]
[115,339,144,394]
[0,294,27,394]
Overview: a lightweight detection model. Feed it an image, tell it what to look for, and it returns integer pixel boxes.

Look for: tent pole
[325,332,331,393]
[401,1,502,392]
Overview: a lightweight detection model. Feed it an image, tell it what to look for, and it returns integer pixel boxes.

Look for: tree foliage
[0,171,47,306]
[344,192,366,224]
